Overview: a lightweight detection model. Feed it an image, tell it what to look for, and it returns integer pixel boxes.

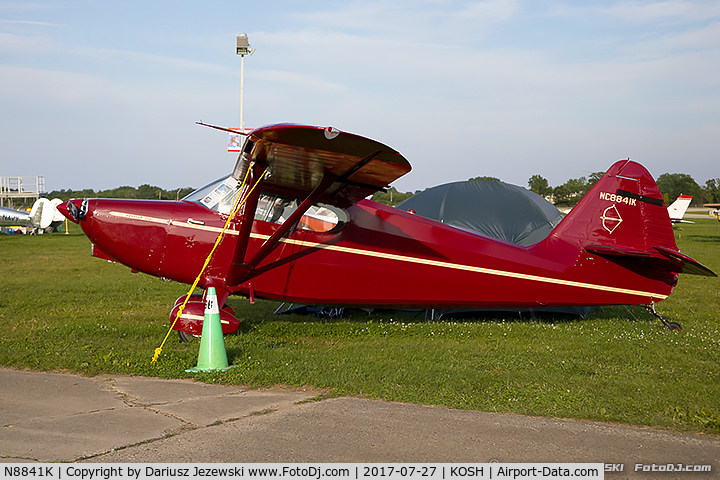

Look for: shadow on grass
[685,234,720,244]
[248,302,659,327]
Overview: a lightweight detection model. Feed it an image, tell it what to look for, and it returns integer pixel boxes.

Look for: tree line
[47,184,196,202]
[47,172,717,209]
[531,172,717,207]
[373,172,718,208]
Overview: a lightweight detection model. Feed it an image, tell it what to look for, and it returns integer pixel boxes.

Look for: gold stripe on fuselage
[109,212,667,301]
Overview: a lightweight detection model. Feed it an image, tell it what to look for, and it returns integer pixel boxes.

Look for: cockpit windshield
[182,176,241,214]
[183,177,347,233]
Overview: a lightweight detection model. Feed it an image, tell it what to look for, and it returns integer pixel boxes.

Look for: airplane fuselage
[73,195,677,311]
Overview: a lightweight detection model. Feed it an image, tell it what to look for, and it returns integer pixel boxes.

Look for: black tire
[178,330,196,343]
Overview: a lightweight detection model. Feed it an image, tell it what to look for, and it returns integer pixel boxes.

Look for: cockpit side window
[183,181,347,233]
[256,194,346,233]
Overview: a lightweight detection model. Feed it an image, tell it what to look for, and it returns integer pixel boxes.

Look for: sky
[1,0,719,193]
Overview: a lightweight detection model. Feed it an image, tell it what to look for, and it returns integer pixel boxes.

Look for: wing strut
[226,174,337,286]
[248,174,336,269]
[229,160,267,270]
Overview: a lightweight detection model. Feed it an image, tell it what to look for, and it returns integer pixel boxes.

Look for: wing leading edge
[238,124,411,207]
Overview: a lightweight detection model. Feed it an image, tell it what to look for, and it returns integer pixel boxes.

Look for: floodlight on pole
[236,34,255,133]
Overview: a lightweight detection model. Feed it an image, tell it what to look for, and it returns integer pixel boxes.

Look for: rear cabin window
[255,194,346,233]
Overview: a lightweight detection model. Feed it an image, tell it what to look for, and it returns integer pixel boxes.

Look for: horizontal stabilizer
[654,245,717,277]
[585,244,716,277]
[585,244,654,258]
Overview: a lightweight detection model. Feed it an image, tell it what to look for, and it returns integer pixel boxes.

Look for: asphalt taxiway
[1,368,719,474]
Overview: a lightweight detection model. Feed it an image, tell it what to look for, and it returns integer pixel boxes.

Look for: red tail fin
[550,159,714,277]
[552,159,673,250]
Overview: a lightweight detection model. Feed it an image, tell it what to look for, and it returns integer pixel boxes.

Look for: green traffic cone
[186,287,234,372]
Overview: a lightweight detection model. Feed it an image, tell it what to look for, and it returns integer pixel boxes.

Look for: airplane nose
[56,201,71,221]
[58,199,86,223]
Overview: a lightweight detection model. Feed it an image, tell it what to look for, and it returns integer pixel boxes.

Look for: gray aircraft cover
[396,180,564,246]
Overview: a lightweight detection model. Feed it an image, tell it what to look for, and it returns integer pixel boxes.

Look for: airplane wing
[241,124,411,207]
[0,205,32,227]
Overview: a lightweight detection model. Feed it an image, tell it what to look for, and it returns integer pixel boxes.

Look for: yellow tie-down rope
[151,167,266,364]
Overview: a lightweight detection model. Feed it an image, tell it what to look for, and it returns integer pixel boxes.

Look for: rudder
[549,159,714,277]
[551,159,675,252]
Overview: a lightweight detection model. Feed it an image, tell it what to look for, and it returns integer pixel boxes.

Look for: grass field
[1,219,719,436]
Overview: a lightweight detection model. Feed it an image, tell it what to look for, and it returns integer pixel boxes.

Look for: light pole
[236,33,255,133]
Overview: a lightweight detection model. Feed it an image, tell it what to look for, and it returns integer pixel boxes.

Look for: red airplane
[59,123,715,336]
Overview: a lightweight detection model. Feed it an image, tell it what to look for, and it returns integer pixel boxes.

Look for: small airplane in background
[0,198,64,233]
[703,202,720,221]
[59,123,715,334]
[667,195,694,224]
